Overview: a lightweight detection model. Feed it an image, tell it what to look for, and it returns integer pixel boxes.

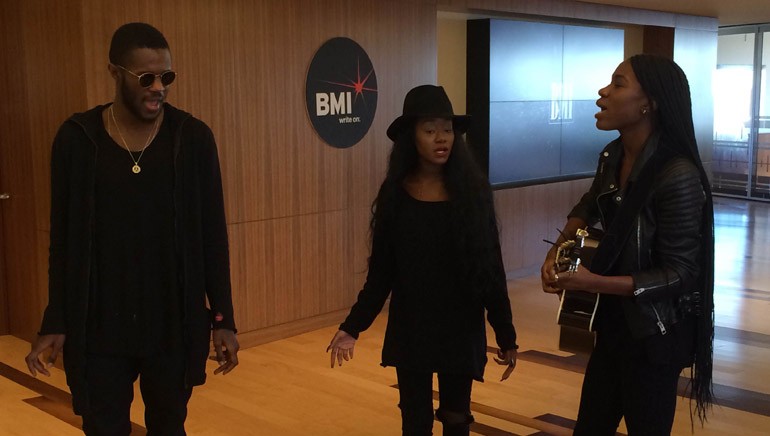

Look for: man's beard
[119,76,162,122]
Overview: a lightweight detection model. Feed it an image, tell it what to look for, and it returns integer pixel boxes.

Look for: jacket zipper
[651,304,667,335]
[636,216,667,335]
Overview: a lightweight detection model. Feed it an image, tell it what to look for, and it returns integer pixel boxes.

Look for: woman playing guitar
[541,54,715,435]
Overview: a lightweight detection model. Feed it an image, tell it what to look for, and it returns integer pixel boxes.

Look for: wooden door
[0,1,45,341]
[0,191,8,335]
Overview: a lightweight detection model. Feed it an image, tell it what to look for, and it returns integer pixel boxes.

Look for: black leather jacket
[569,134,706,339]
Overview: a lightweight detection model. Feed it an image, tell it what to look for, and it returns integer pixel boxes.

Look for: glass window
[754,32,770,197]
[713,32,755,196]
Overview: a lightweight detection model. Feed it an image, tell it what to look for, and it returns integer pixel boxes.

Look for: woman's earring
[641,107,649,115]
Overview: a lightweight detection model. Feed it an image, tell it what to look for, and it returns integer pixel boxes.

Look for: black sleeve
[632,158,706,302]
[196,121,237,332]
[482,203,518,351]
[339,223,394,339]
[40,123,76,335]
[568,145,614,225]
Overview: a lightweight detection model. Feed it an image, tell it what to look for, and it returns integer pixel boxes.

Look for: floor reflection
[713,196,770,332]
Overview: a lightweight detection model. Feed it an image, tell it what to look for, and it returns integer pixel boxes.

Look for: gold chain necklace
[109,105,160,174]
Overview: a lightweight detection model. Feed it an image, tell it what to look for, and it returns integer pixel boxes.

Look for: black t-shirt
[341,187,516,380]
[87,111,182,356]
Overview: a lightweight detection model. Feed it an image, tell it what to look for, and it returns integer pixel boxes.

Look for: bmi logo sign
[305,37,378,149]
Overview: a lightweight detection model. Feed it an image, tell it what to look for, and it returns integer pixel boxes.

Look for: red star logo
[322,57,377,107]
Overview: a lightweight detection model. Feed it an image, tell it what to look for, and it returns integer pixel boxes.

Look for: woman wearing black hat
[327,85,519,435]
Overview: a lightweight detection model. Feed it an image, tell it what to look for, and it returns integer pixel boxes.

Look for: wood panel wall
[1,0,438,344]
[1,0,717,346]
[0,0,28,336]
[0,0,87,340]
[494,180,593,278]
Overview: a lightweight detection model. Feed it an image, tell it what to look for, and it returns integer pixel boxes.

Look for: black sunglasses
[115,64,176,88]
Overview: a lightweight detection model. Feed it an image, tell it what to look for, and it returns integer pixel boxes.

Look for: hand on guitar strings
[542,233,598,294]
[552,263,598,293]
[540,253,563,295]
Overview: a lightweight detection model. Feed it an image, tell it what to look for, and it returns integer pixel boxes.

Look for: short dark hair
[109,22,169,66]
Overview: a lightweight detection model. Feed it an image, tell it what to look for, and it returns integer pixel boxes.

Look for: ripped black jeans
[396,367,474,436]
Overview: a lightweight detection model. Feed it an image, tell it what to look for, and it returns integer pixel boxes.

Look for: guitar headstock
[554,227,589,273]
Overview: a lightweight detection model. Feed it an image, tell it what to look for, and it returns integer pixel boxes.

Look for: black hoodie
[40,102,235,414]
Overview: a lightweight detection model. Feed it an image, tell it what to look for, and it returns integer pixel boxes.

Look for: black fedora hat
[386,85,471,141]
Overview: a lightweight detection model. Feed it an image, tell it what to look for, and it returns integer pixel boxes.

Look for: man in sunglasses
[24,22,239,435]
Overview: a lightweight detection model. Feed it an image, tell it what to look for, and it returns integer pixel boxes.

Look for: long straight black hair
[630,53,715,425]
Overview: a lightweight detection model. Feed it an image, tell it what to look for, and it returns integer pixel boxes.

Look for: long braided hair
[630,53,715,425]
[370,121,499,296]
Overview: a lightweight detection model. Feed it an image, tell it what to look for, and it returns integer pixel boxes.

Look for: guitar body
[557,290,600,331]
[555,227,602,331]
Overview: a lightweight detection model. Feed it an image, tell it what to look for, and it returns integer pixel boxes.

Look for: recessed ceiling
[579,0,770,27]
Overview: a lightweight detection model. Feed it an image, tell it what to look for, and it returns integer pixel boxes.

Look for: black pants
[396,367,474,436]
[80,351,192,436]
[573,332,683,436]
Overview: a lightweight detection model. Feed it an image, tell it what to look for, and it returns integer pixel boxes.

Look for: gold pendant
[132,164,141,174]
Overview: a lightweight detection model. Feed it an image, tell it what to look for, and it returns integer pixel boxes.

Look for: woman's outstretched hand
[493,348,518,381]
[25,334,65,377]
[326,330,356,368]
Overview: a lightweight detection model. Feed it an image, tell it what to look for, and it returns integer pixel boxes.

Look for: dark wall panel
[468,18,623,187]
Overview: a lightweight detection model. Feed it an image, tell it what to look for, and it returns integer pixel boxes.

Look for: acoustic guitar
[555,227,603,331]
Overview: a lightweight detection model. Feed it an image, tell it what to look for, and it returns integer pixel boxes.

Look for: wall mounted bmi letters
[305,37,378,149]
